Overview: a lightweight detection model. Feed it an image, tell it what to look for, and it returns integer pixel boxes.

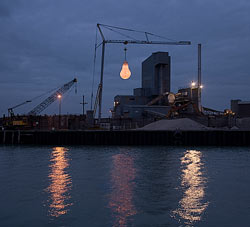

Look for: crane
[28,78,77,115]
[147,92,170,106]
[8,100,32,117]
[93,23,191,122]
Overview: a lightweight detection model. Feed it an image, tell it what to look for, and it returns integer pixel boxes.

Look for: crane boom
[8,100,31,117]
[105,40,191,45]
[28,78,77,116]
[147,92,169,106]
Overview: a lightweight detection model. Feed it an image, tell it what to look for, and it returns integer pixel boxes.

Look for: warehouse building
[231,100,250,118]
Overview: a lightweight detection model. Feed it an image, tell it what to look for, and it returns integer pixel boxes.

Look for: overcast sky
[0,0,249,116]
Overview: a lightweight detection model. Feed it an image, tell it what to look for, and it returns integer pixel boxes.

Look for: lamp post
[57,94,62,129]
[190,81,196,101]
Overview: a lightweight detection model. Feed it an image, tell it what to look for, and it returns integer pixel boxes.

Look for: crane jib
[28,78,77,116]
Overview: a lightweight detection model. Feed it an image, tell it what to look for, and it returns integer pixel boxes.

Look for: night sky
[0,0,249,117]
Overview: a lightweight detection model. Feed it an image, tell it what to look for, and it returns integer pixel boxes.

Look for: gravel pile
[139,118,209,131]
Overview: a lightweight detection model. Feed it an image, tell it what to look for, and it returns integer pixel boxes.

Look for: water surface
[0,145,249,226]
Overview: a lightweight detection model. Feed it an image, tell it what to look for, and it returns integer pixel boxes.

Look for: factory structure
[111,51,199,124]
[231,100,250,118]
[113,52,172,118]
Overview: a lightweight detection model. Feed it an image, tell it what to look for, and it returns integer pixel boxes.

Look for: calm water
[0,146,250,227]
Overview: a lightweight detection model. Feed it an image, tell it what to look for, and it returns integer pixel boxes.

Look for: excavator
[146,91,202,119]
[3,78,77,129]
[166,101,202,118]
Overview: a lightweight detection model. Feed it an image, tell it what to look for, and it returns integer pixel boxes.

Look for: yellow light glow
[47,147,72,217]
[108,152,137,226]
[57,94,62,99]
[120,61,131,80]
[191,81,196,87]
[172,150,209,225]
[200,85,203,89]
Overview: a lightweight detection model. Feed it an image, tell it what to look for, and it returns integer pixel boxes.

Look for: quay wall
[0,130,250,146]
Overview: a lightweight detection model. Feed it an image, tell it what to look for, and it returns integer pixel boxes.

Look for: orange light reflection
[173,150,209,225]
[47,147,72,217]
[109,154,137,227]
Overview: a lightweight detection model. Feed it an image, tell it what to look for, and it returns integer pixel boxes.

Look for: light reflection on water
[46,147,72,218]
[3,146,250,226]
[108,153,137,227]
[173,150,209,226]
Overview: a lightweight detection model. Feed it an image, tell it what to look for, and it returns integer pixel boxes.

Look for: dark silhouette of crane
[8,100,31,117]
[28,78,77,115]
[93,24,191,122]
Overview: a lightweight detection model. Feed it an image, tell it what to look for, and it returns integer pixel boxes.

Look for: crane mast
[28,78,77,116]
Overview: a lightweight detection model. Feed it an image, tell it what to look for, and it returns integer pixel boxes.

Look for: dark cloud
[0,0,250,116]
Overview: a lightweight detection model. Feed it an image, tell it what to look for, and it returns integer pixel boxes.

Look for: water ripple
[46,147,73,218]
[172,150,209,226]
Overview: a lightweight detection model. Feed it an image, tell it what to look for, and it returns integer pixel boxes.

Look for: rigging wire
[101,26,139,41]
[36,81,76,115]
[96,41,103,49]
[30,84,62,102]
[29,78,77,107]
[58,84,75,103]
[100,23,145,33]
[99,23,177,42]
[90,26,98,110]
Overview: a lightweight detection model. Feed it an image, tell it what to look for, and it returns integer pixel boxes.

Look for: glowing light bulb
[120,61,131,80]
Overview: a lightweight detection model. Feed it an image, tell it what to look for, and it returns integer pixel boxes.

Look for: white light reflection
[47,147,72,218]
[173,150,209,226]
[109,153,137,227]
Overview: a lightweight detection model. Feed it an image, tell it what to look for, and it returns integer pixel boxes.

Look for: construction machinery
[28,78,77,115]
[3,78,77,129]
[145,90,202,119]
[92,23,191,122]
[166,101,202,118]
[8,100,32,117]
[147,92,169,106]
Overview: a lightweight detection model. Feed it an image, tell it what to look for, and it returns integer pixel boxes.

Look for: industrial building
[231,100,250,118]
[113,52,172,119]
[112,51,199,120]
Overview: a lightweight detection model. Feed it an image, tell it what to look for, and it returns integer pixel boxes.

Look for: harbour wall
[0,130,250,146]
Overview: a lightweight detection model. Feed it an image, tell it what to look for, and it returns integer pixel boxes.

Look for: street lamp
[57,94,62,129]
[190,81,196,101]
[191,81,196,88]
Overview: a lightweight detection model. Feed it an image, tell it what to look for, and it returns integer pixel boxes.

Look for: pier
[0,130,250,146]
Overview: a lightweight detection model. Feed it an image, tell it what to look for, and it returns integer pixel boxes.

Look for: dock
[0,130,250,146]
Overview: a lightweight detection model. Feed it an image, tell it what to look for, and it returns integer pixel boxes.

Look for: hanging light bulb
[120,61,131,80]
[120,48,131,80]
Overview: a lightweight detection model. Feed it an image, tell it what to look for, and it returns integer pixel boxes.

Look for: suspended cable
[146,32,177,42]
[99,23,178,42]
[96,41,103,49]
[30,84,62,102]
[100,23,145,33]
[102,26,139,41]
[91,26,98,110]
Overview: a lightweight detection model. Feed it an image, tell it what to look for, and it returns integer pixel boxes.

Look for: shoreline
[0,130,249,146]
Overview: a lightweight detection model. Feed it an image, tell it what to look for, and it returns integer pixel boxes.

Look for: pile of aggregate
[139,118,209,131]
